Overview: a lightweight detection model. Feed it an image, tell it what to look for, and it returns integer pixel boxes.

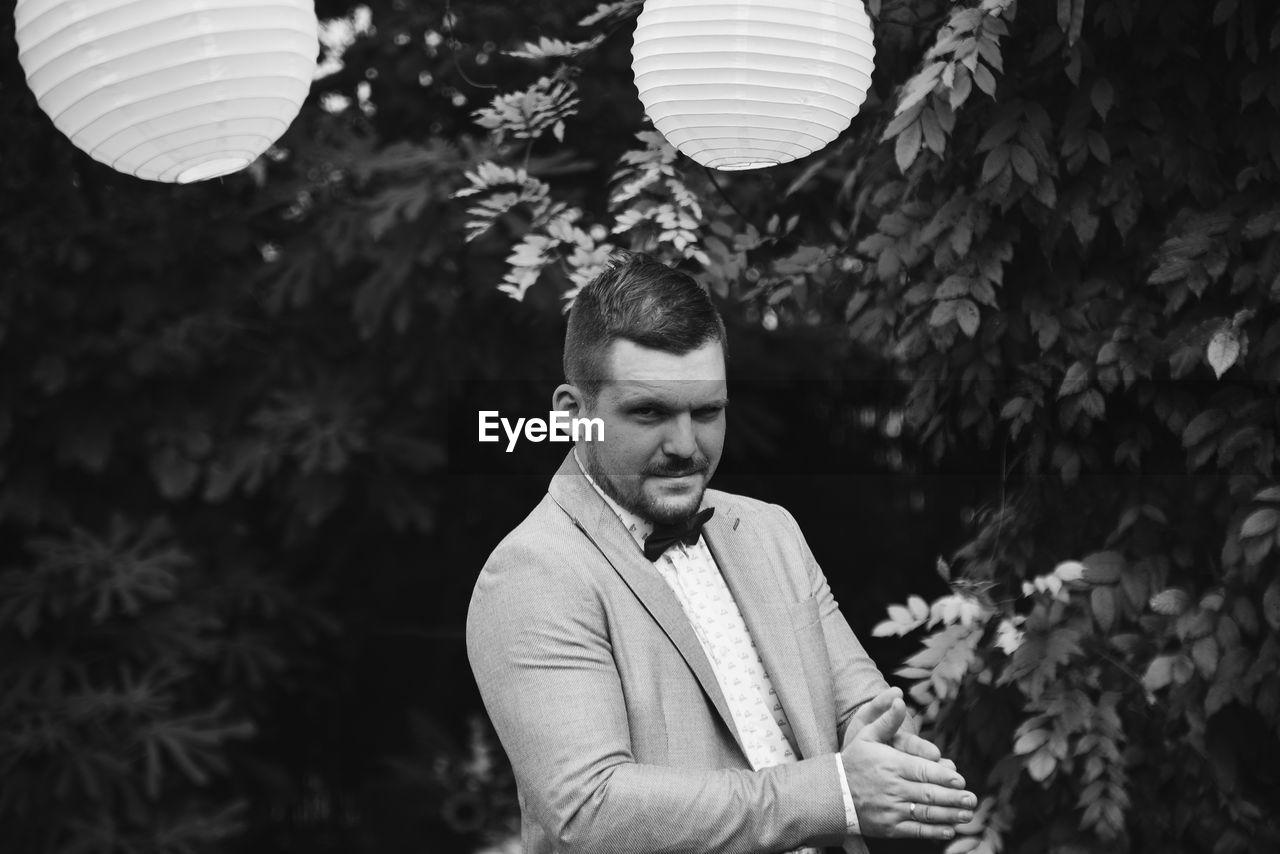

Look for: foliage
[0,1,560,851]
[0,510,344,852]
[463,0,1280,851]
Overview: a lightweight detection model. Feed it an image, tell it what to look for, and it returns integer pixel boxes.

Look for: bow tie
[643,507,715,561]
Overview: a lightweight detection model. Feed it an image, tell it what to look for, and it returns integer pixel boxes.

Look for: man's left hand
[847,687,958,772]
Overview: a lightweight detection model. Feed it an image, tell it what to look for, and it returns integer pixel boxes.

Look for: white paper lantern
[14,0,318,183]
[632,0,876,171]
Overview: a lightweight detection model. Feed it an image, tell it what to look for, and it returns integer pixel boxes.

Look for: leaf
[973,63,997,97]
[955,299,981,337]
[1150,588,1192,615]
[981,145,1011,184]
[1007,625,1084,695]
[1192,636,1220,678]
[1264,578,1280,631]
[1241,508,1279,539]
[1207,328,1241,378]
[1256,486,1280,503]
[908,595,930,621]
[1148,255,1193,285]
[1091,78,1115,118]
[1014,728,1050,755]
[1010,147,1037,184]
[896,120,924,172]
[473,75,581,143]
[1058,361,1090,398]
[1067,0,1086,45]
[872,619,901,637]
[949,68,973,109]
[1057,0,1073,32]
[504,34,606,59]
[936,275,971,300]
[896,63,945,116]
[1205,679,1234,717]
[930,300,959,328]
[1092,585,1116,632]
[1232,598,1259,635]
[1079,389,1105,419]
[1182,409,1227,448]
[1213,0,1239,25]
[578,0,643,26]
[921,107,948,155]
[1070,201,1100,247]
[150,447,200,500]
[883,102,925,141]
[1054,560,1086,584]
[1177,607,1215,639]
[1087,131,1110,164]
[1143,655,1174,691]
[944,837,982,854]
[1027,749,1056,781]
[1030,310,1061,350]
[1000,397,1028,420]
[1081,550,1124,584]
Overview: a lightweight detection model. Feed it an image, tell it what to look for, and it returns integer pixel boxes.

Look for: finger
[894,822,956,842]
[893,732,942,762]
[906,802,974,825]
[850,687,901,730]
[940,758,958,772]
[859,697,908,745]
[864,687,903,720]
[905,756,967,788]
[910,782,978,811]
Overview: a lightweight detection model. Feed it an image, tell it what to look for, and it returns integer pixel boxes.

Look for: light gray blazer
[467,452,893,854]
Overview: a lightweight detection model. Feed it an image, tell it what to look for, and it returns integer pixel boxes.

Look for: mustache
[644,457,709,477]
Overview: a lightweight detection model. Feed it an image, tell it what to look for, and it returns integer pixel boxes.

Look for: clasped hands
[840,687,976,842]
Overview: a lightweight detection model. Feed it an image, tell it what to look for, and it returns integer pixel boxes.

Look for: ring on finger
[909,803,916,820]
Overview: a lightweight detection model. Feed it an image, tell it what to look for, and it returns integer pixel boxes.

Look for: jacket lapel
[547,453,747,758]
[702,502,825,761]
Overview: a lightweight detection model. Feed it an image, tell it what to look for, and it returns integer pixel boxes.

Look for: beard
[582,447,710,525]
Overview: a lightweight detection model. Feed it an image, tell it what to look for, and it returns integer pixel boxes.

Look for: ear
[552,383,585,418]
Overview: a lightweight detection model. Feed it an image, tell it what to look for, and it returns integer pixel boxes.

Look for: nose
[662,412,698,459]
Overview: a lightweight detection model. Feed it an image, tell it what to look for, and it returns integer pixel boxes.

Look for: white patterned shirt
[574,452,861,847]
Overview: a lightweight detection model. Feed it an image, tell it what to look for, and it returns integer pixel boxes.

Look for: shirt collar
[573,447,654,549]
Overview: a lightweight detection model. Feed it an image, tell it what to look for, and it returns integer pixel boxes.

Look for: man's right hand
[840,691,977,842]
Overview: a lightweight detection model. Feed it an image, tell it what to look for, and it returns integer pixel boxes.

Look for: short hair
[564,251,727,403]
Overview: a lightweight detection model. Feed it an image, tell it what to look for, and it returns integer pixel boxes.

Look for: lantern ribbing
[632,0,876,171]
[15,0,318,183]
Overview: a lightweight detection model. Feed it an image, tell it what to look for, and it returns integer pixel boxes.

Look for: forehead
[601,339,726,403]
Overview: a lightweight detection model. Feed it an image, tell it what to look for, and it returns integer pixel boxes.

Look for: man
[467,252,976,854]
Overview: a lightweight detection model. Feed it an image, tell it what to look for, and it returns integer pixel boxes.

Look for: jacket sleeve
[772,506,918,748]
[466,543,848,854]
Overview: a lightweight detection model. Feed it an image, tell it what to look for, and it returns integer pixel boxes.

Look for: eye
[630,406,660,418]
[694,405,725,420]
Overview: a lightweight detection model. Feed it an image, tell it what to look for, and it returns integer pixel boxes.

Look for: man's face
[574,339,727,525]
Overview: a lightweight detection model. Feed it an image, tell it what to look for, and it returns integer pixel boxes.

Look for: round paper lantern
[632,0,876,171]
[14,0,318,183]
